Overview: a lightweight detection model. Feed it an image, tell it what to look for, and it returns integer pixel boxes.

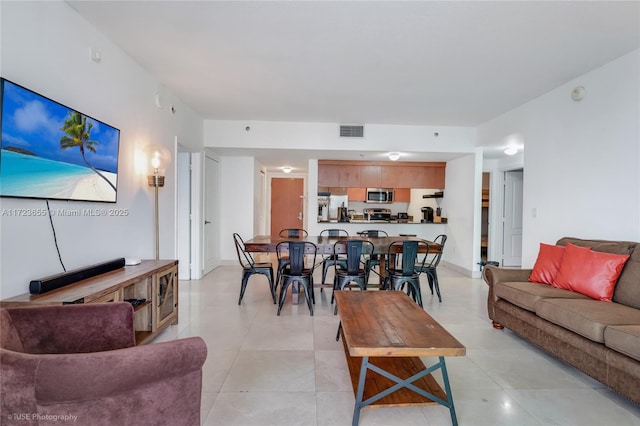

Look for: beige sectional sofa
[483,237,640,404]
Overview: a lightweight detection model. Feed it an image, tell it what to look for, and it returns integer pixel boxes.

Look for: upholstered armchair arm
[482,266,532,321]
[5,302,135,354]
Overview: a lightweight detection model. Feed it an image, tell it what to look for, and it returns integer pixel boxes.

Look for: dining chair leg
[277,280,291,316]
[267,268,276,304]
[428,270,442,302]
[238,273,250,305]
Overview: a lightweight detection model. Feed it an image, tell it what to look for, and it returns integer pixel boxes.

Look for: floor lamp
[144,145,171,260]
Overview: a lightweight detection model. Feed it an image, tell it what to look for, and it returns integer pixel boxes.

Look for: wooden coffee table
[335,290,465,426]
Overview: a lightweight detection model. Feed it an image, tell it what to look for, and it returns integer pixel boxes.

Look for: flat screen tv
[0,78,120,203]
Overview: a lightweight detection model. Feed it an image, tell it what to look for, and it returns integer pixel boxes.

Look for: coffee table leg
[352,356,369,426]
[439,356,458,426]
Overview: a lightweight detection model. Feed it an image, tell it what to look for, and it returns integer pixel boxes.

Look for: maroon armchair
[1,302,207,426]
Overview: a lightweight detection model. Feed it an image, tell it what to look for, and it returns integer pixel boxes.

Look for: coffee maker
[338,206,349,222]
[421,206,434,223]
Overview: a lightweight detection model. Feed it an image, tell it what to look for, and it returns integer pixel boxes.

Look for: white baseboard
[442,260,482,279]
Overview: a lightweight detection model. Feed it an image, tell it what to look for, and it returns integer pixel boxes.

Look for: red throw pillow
[529,243,566,285]
[553,243,630,301]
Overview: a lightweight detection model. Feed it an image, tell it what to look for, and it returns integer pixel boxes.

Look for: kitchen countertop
[318,220,446,224]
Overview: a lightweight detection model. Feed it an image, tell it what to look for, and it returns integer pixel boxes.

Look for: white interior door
[203,154,220,275]
[176,151,191,279]
[502,170,523,267]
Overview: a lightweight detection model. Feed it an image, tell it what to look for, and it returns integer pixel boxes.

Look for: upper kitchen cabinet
[318,160,446,189]
[317,162,360,187]
[381,165,412,188]
[359,165,381,187]
[318,164,342,187]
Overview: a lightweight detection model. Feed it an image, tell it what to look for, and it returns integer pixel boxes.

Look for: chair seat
[249,262,274,269]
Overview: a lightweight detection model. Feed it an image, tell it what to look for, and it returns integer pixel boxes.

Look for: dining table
[243,235,442,304]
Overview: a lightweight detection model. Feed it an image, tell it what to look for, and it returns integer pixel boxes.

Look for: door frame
[487,167,524,266]
[203,150,221,275]
[175,144,192,280]
[265,171,307,235]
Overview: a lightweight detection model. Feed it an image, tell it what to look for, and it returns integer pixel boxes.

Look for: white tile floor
[155,263,640,426]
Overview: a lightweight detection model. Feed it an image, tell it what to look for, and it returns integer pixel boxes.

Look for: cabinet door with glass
[153,264,178,331]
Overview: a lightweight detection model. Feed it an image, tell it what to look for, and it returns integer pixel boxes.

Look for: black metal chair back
[275,240,317,316]
[233,233,276,305]
[331,239,374,314]
[233,233,255,268]
[358,229,388,238]
[360,230,388,284]
[426,234,447,268]
[416,234,447,302]
[384,239,430,307]
[279,228,308,238]
[320,229,348,238]
[319,229,349,287]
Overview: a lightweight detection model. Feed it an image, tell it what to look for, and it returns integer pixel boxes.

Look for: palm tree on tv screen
[60,111,116,192]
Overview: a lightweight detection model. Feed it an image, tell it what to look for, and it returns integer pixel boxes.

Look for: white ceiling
[67,1,639,169]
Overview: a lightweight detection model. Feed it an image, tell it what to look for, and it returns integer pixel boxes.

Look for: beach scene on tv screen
[0,80,119,202]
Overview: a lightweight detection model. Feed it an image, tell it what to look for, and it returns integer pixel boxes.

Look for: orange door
[271,178,304,235]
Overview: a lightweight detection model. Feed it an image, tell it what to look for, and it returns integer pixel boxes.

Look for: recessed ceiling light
[388,152,400,161]
[503,146,518,156]
[282,166,292,173]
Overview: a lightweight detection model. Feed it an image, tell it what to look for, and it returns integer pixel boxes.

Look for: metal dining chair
[319,229,349,287]
[233,233,276,305]
[331,239,374,314]
[276,228,309,290]
[358,230,388,284]
[275,240,317,316]
[415,234,447,302]
[382,239,430,307]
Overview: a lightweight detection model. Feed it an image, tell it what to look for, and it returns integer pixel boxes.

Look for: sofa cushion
[557,237,639,309]
[604,325,640,362]
[612,243,640,309]
[529,243,565,285]
[535,298,640,343]
[553,243,630,301]
[495,281,589,312]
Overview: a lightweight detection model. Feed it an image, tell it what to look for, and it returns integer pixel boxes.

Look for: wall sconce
[282,166,292,174]
[143,144,171,259]
[388,152,400,161]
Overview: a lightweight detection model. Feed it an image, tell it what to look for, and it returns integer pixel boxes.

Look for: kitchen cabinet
[318,163,360,187]
[318,164,342,187]
[359,165,381,187]
[318,160,446,190]
[381,166,413,188]
[394,188,411,202]
[347,187,366,202]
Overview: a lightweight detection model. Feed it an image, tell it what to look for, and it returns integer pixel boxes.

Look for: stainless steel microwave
[366,188,394,203]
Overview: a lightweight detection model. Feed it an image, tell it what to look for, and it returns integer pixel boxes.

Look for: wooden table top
[335,291,466,358]
[244,235,441,255]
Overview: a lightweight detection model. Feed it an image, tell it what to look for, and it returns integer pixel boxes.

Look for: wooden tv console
[1,259,178,345]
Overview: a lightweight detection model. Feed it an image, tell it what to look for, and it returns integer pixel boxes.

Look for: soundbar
[29,258,126,295]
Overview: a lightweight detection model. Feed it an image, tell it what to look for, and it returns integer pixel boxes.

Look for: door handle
[205,220,211,224]
[297,212,303,220]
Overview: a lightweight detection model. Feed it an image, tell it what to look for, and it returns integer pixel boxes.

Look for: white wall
[440,153,483,275]
[0,2,204,298]
[206,120,476,155]
[478,50,640,267]
[219,157,256,261]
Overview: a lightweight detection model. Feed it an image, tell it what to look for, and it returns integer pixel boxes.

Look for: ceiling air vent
[340,125,364,138]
